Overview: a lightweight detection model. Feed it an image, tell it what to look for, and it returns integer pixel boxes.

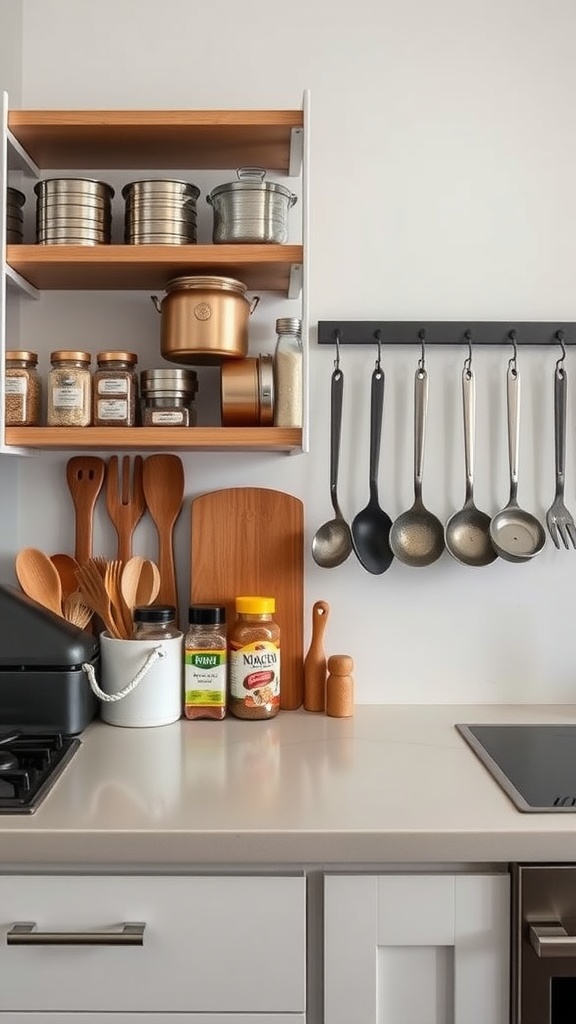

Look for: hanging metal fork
[546,349,576,549]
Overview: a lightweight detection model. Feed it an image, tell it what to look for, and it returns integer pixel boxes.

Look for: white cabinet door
[324,873,509,1024]
[0,1016,302,1023]
[0,875,306,1015]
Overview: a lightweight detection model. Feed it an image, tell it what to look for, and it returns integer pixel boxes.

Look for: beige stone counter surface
[2,704,576,868]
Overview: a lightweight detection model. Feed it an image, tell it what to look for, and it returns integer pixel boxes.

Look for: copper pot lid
[164,275,248,296]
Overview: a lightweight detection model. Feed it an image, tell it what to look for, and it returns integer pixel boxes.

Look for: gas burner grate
[0,733,80,814]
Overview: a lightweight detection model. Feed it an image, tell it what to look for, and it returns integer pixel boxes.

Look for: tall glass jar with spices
[184,605,227,720]
[273,317,302,428]
[5,350,41,426]
[47,350,92,426]
[228,596,280,720]
[93,351,138,426]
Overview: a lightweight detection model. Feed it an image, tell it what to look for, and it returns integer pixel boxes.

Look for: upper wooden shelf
[5,425,303,453]
[6,244,303,291]
[7,109,303,173]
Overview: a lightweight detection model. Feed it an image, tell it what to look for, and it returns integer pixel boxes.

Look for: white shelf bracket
[288,263,303,300]
[289,127,303,176]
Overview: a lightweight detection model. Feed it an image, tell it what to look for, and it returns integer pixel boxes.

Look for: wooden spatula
[65,457,106,566]
[142,454,185,614]
[105,455,146,564]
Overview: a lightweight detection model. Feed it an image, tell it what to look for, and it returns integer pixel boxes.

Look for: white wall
[9,0,576,702]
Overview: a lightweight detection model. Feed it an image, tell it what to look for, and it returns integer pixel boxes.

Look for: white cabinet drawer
[0,875,306,1014]
[0,1016,303,1023]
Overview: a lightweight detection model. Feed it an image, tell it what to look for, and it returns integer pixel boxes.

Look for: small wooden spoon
[15,548,63,617]
[135,559,161,608]
[50,553,80,602]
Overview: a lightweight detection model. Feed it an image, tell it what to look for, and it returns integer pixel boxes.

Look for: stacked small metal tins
[6,188,25,244]
[122,180,200,244]
[35,178,114,244]
[140,368,199,426]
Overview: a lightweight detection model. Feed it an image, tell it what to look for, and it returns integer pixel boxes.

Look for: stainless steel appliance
[456,724,576,812]
[511,863,576,1024]
[0,729,80,814]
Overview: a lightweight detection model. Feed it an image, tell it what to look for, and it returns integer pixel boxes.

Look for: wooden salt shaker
[326,654,354,718]
[304,600,330,711]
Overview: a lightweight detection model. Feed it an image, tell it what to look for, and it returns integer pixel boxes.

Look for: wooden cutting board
[190,487,304,710]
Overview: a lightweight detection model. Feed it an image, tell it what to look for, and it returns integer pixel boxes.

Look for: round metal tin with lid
[221,354,274,426]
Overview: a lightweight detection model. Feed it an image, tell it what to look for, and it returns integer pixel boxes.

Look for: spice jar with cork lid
[5,350,41,426]
[47,350,92,426]
[326,654,354,718]
[228,596,280,720]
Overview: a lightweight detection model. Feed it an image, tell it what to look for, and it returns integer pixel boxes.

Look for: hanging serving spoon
[312,359,353,568]
[445,361,497,567]
[389,362,445,567]
[351,357,394,574]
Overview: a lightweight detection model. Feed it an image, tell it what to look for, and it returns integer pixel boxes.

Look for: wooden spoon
[66,456,106,565]
[50,553,80,602]
[135,559,161,607]
[120,557,160,632]
[142,454,185,612]
[15,547,63,617]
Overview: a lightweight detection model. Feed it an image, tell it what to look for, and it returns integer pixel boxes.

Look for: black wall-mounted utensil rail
[317,321,576,347]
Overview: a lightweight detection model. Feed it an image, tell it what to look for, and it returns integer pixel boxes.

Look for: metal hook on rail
[508,329,518,376]
[374,329,382,371]
[418,328,426,372]
[463,329,473,377]
[555,329,566,374]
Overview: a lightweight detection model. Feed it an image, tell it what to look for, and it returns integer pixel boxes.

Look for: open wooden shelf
[8,109,303,172]
[5,425,303,452]
[6,244,303,292]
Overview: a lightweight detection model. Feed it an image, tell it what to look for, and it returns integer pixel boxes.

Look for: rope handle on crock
[82,644,166,703]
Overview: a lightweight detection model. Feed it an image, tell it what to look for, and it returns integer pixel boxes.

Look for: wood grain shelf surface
[5,426,303,452]
[8,109,303,171]
[6,244,303,291]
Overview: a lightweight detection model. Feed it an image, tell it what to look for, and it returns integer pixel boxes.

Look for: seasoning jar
[184,605,227,720]
[140,368,198,426]
[228,596,280,720]
[273,317,302,427]
[5,350,41,426]
[47,350,92,426]
[93,350,138,426]
[133,604,181,640]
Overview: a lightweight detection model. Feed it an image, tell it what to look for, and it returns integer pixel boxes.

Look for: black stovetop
[457,723,576,813]
[0,731,80,814]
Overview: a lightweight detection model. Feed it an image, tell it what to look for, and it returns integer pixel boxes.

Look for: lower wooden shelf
[5,426,303,452]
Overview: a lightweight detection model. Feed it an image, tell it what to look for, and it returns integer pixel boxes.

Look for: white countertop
[3,704,576,868]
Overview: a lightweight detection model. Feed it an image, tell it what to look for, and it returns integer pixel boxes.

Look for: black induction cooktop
[456,723,576,813]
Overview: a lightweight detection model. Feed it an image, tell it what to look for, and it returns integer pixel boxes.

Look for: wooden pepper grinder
[304,600,330,711]
[326,654,354,718]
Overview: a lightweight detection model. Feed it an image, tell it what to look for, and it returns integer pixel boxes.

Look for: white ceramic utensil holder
[86,631,183,728]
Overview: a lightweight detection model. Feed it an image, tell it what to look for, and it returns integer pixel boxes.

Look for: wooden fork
[75,559,123,639]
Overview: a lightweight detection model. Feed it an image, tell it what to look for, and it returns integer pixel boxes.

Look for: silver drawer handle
[7,921,145,946]
[529,922,576,958]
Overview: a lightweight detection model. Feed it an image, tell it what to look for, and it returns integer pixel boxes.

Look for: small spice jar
[273,317,303,427]
[47,350,92,426]
[5,350,41,425]
[140,368,198,426]
[184,605,227,720]
[133,604,181,641]
[93,350,138,426]
[228,596,280,720]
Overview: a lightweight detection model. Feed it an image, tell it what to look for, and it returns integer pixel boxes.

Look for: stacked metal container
[35,178,114,244]
[140,368,199,426]
[6,188,25,244]
[122,179,199,244]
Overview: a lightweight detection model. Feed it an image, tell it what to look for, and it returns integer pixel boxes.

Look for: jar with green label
[184,605,227,720]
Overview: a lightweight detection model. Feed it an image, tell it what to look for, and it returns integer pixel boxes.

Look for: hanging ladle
[445,339,497,567]
[312,337,353,568]
[389,338,445,567]
[351,339,394,574]
[489,341,546,562]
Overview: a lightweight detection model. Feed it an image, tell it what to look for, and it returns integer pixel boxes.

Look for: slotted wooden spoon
[142,454,185,612]
[105,455,146,564]
[66,457,106,565]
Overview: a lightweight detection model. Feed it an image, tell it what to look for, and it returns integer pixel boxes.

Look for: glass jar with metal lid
[273,317,303,428]
[93,351,138,426]
[47,350,92,426]
[5,350,41,426]
[140,368,198,426]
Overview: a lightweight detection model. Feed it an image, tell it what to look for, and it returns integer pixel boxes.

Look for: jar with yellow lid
[228,596,280,719]
[93,350,138,426]
[47,350,92,426]
[5,350,41,426]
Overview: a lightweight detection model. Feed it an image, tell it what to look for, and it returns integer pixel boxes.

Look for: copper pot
[151,275,259,366]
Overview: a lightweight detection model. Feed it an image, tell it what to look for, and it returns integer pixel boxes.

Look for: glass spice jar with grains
[228,596,280,720]
[184,605,227,720]
[5,350,41,426]
[47,350,92,426]
[93,350,138,426]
